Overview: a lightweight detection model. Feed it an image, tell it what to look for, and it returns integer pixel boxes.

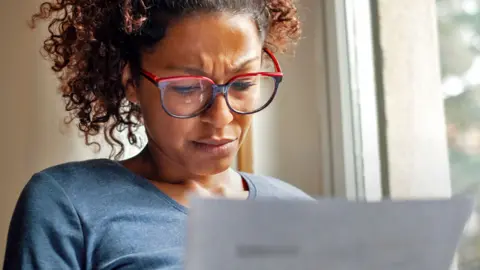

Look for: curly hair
[30,0,301,160]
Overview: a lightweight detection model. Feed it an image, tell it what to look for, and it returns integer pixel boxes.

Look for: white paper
[185,196,475,270]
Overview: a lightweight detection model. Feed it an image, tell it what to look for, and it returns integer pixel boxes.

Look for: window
[334,0,480,269]
[437,0,480,268]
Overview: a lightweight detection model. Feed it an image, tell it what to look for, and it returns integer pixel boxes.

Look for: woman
[4,0,311,269]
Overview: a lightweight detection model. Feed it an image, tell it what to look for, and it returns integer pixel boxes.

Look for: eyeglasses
[140,48,283,119]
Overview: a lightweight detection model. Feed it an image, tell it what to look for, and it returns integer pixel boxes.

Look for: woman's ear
[122,63,139,104]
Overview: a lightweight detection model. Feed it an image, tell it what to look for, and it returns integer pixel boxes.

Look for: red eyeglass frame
[140,48,283,118]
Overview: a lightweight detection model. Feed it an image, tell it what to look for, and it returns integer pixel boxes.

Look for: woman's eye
[172,85,201,94]
[231,81,256,91]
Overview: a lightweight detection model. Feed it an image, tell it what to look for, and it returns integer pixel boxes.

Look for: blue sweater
[3,159,311,270]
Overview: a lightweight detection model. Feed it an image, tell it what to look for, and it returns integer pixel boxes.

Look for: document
[185,196,475,270]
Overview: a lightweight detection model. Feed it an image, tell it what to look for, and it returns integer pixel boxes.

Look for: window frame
[320,0,383,200]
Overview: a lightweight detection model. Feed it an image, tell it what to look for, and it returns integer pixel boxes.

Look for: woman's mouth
[192,138,238,156]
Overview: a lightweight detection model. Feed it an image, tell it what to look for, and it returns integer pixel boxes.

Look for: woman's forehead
[143,13,263,69]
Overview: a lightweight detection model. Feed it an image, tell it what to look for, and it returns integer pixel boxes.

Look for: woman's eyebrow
[232,55,261,73]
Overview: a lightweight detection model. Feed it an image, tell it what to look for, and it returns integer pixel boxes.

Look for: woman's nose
[200,94,234,128]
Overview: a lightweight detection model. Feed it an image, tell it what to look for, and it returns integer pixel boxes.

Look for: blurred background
[438,0,480,268]
[0,0,479,269]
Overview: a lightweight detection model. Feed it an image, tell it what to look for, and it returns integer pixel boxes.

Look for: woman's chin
[189,157,237,176]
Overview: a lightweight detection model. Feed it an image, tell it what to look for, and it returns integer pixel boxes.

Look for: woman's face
[129,13,263,178]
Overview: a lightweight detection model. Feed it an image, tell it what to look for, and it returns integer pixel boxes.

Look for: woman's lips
[192,138,238,156]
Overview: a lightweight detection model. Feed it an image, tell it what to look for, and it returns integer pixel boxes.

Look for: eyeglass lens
[159,74,277,117]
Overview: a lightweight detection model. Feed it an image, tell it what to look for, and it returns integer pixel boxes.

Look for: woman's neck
[120,146,248,206]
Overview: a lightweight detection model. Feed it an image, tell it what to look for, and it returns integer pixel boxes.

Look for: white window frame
[319,0,383,200]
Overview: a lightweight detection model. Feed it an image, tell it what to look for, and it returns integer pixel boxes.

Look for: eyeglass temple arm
[263,48,282,73]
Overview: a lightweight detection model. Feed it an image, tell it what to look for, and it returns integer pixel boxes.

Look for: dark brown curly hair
[30,0,301,159]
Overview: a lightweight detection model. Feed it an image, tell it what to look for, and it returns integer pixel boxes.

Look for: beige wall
[252,0,325,194]
[0,0,326,264]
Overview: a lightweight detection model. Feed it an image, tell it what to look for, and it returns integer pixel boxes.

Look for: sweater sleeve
[3,172,84,270]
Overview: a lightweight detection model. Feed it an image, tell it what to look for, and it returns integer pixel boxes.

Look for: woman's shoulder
[13,159,156,231]
[240,172,314,200]
[24,159,135,201]
[40,158,127,181]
